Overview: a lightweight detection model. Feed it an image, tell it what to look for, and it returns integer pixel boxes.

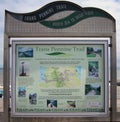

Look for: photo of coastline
[18,47,33,58]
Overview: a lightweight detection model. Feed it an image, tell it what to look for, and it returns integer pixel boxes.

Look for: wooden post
[110,34,117,121]
[3,34,10,122]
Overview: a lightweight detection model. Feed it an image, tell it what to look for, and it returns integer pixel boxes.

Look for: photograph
[75,66,81,79]
[18,47,33,58]
[47,100,57,108]
[85,84,101,95]
[29,93,37,105]
[67,101,76,108]
[88,61,99,77]
[18,87,26,97]
[39,66,47,82]
[87,47,102,58]
[19,61,29,76]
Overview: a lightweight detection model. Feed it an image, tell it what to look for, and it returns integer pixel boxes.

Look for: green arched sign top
[6,1,115,29]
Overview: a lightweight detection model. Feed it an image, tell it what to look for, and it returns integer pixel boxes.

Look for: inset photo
[87,47,102,57]
[19,61,29,76]
[75,66,81,79]
[29,93,37,105]
[67,101,76,108]
[85,84,101,96]
[39,66,47,82]
[88,61,99,77]
[18,87,26,97]
[18,47,33,58]
[47,100,57,108]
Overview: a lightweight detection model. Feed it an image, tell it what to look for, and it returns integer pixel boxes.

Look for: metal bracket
[9,107,11,112]
[109,81,112,84]
[9,44,11,47]
[109,44,112,47]
[109,107,112,112]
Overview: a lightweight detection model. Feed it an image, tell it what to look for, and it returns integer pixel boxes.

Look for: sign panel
[8,1,115,29]
[11,38,109,117]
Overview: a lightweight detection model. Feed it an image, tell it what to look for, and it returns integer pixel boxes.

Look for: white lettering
[24,16,37,21]
[56,4,67,10]
[39,8,54,19]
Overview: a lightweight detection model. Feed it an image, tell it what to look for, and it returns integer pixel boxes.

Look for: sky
[0,0,120,68]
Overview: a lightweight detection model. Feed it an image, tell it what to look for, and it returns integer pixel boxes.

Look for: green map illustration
[39,66,81,88]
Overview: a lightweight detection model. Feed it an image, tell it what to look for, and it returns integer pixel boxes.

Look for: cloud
[0,0,53,13]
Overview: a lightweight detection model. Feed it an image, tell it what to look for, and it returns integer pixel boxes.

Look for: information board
[11,38,109,117]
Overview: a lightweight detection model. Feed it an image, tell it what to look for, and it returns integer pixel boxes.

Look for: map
[39,66,81,88]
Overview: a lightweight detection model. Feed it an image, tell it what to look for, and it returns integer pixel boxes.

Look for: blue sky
[0,0,120,68]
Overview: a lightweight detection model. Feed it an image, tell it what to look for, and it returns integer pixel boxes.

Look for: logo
[8,1,115,29]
